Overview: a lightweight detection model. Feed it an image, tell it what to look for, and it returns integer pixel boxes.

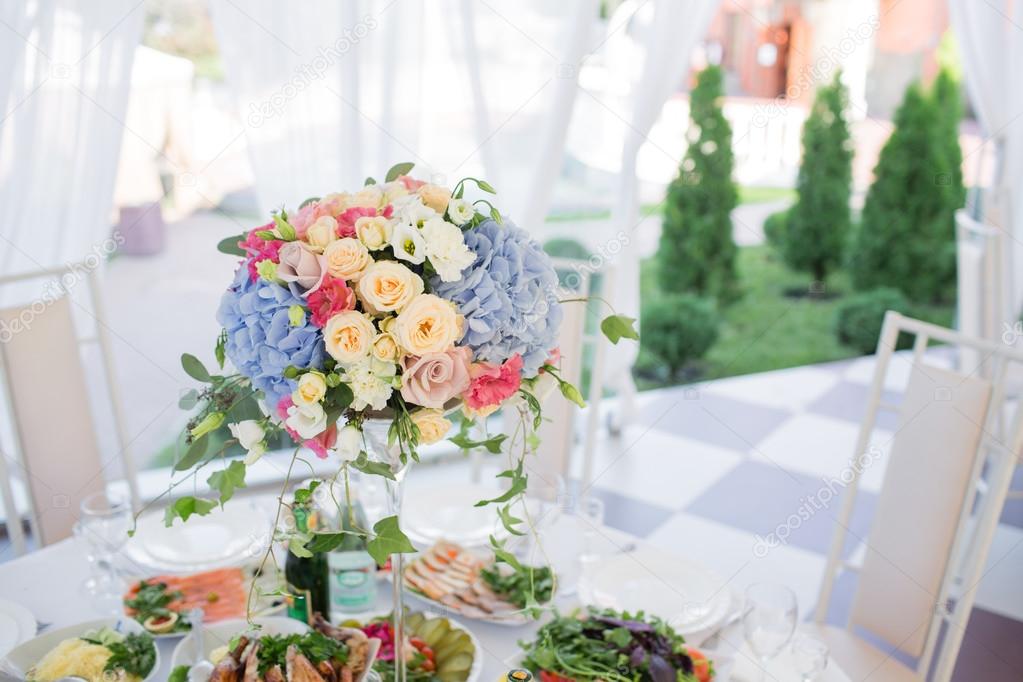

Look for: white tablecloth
[0,497,849,681]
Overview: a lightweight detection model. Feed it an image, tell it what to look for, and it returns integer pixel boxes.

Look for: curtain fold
[0,0,144,279]
[948,0,1023,322]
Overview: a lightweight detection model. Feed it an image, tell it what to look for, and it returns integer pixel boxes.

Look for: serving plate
[0,599,36,657]
[1,617,159,681]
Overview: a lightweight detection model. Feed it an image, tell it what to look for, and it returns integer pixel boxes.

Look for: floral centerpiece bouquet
[163,162,636,593]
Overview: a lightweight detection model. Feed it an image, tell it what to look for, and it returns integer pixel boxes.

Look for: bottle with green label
[325,486,378,616]
[285,504,327,623]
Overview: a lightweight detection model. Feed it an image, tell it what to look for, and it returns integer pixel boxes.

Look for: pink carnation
[306,275,356,327]
[398,175,426,191]
[463,354,524,411]
[239,225,283,282]
[336,204,394,238]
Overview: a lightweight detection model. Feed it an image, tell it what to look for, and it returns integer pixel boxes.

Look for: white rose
[390,223,427,264]
[355,216,393,251]
[446,198,474,225]
[323,238,371,281]
[422,217,476,282]
[337,424,363,462]
[285,402,327,440]
[323,310,376,364]
[293,371,327,406]
[229,420,265,450]
[305,215,338,252]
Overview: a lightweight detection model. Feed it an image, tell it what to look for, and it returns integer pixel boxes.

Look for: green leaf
[174,433,209,471]
[178,389,198,410]
[351,452,396,480]
[299,196,320,209]
[288,536,313,558]
[364,176,377,186]
[216,234,247,257]
[293,480,321,505]
[559,380,586,408]
[207,460,247,506]
[385,162,415,182]
[519,389,543,430]
[606,627,633,648]
[327,383,354,412]
[169,665,191,682]
[214,330,227,369]
[600,314,640,344]
[255,230,277,241]
[498,503,525,536]
[305,531,347,553]
[366,515,416,566]
[181,353,212,382]
[489,535,523,572]
[474,475,527,507]
[448,432,507,454]
[164,496,216,527]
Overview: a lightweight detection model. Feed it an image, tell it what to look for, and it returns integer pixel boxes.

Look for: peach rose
[351,185,384,208]
[305,215,338,252]
[410,409,452,445]
[417,184,451,214]
[323,238,370,281]
[357,261,424,315]
[323,310,376,365]
[372,332,401,363]
[355,215,393,250]
[392,294,462,355]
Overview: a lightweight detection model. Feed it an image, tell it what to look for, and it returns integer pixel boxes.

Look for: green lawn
[545,185,793,223]
[635,245,954,388]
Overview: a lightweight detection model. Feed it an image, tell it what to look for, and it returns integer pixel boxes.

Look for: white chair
[0,266,140,552]
[812,312,1023,682]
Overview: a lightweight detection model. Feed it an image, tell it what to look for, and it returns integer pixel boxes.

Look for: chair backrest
[0,294,106,546]
[814,312,1023,681]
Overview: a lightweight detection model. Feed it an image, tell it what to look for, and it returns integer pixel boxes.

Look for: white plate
[578,546,733,637]
[171,617,380,682]
[1,617,159,681]
[124,500,271,573]
[402,484,509,548]
[0,599,35,658]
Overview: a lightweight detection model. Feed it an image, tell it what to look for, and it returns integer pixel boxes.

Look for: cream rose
[355,215,393,250]
[351,185,384,208]
[392,294,462,355]
[372,332,401,363]
[417,184,452,214]
[410,409,452,445]
[357,261,424,315]
[305,215,338,252]
[323,310,376,364]
[293,371,327,405]
[323,238,370,281]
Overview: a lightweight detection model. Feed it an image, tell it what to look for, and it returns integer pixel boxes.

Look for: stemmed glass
[78,490,132,612]
[792,634,829,681]
[742,583,798,682]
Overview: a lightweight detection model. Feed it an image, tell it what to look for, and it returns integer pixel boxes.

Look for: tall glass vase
[362,418,412,682]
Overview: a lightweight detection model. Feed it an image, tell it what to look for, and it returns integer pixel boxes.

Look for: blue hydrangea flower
[431,219,562,375]
[216,264,325,408]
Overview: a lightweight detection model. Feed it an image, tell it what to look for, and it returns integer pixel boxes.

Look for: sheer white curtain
[948,0,1023,323]
[209,0,594,225]
[605,0,721,418]
[0,0,144,277]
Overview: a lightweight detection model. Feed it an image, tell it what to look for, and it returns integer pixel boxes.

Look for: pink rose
[277,241,326,294]
[401,346,472,409]
[290,201,337,238]
[306,275,356,327]
[239,225,283,282]
[464,354,524,411]
[398,175,426,191]
[337,205,393,238]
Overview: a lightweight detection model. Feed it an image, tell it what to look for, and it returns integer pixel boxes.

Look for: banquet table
[0,494,850,682]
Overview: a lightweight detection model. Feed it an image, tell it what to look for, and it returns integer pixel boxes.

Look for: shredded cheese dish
[27,637,141,682]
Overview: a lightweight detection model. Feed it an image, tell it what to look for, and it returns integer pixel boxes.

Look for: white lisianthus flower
[345,359,395,411]
[337,424,363,462]
[390,223,427,265]
[243,441,267,465]
[229,420,265,454]
[397,196,436,227]
[422,217,476,282]
[285,402,327,440]
[446,198,474,226]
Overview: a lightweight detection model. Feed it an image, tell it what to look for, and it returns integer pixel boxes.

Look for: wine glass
[742,583,798,682]
[792,634,829,681]
[79,490,132,611]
